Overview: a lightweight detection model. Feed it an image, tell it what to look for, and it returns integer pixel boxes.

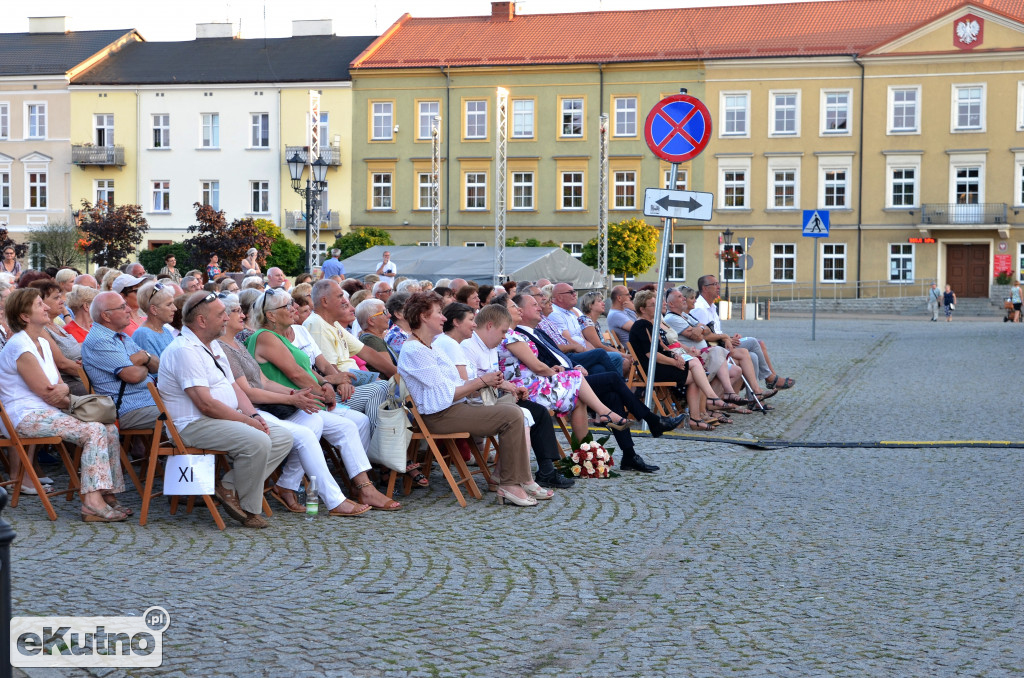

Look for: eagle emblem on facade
[956,19,980,44]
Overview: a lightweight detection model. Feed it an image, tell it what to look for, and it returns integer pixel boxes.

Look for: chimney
[292,19,334,37]
[491,1,516,21]
[29,16,68,34]
[196,22,236,39]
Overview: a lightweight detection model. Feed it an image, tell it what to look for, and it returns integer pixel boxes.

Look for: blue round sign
[644,94,712,164]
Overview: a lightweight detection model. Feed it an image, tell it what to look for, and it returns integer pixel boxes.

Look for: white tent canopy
[340,246,605,290]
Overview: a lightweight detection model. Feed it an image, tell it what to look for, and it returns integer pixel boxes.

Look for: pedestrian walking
[943,284,957,322]
[927,282,942,322]
[1010,279,1022,323]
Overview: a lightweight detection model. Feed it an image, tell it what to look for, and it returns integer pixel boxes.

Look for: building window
[891,168,916,207]
[770,91,799,135]
[614,97,637,136]
[250,181,270,213]
[561,98,584,137]
[771,243,796,282]
[95,179,114,207]
[1018,160,1024,206]
[465,100,487,139]
[772,170,796,208]
[201,180,219,210]
[417,173,433,210]
[152,181,170,212]
[721,92,748,136]
[889,87,920,133]
[94,114,114,146]
[29,242,45,270]
[27,104,46,139]
[0,172,8,208]
[512,99,534,138]
[27,172,46,209]
[371,172,392,209]
[512,171,534,210]
[822,90,850,134]
[250,113,269,148]
[889,243,914,283]
[953,85,984,131]
[561,171,584,209]
[152,114,170,148]
[201,113,219,147]
[823,170,847,208]
[723,244,744,283]
[613,171,636,209]
[722,170,747,208]
[955,167,981,204]
[821,243,846,282]
[0,103,8,139]
[465,172,487,210]
[465,242,486,247]
[418,101,440,140]
[562,242,583,259]
[668,243,686,281]
[663,169,688,190]
[372,102,393,140]
[1018,243,1024,283]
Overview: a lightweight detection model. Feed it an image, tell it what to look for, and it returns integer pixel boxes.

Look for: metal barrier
[737,279,937,302]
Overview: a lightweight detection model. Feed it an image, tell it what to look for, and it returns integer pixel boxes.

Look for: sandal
[270,486,304,513]
[722,393,748,405]
[595,411,630,431]
[711,412,733,424]
[688,418,715,431]
[328,499,371,517]
[731,406,753,415]
[405,463,429,488]
[523,482,554,500]
[103,494,133,516]
[81,504,127,523]
[765,375,795,390]
[706,397,727,408]
[355,480,402,511]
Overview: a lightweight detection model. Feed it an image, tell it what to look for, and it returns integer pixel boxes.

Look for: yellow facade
[68,89,138,211]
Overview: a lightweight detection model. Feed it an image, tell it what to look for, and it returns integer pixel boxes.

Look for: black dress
[629,318,689,390]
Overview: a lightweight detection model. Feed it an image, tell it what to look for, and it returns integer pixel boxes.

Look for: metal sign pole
[643,162,678,411]
[812,242,818,341]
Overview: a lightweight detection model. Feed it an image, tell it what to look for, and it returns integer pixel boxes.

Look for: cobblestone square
[9,315,1024,677]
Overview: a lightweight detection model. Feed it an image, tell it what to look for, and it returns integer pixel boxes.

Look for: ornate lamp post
[287,152,329,273]
[722,227,734,302]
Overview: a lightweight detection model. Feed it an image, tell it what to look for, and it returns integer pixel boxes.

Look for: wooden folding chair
[0,401,80,521]
[402,397,484,507]
[140,383,233,529]
[78,366,146,495]
[625,341,679,417]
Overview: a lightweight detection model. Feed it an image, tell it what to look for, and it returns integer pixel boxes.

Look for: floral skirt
[16,410,125,495]
[513,370,583,414]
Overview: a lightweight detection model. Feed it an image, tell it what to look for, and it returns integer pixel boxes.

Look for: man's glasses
[103,303,128,313]
[370,309,388,319]
[558,290,578,296]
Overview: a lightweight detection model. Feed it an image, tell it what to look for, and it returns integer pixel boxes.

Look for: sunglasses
[195,292,229,311]
[258,288,280,316]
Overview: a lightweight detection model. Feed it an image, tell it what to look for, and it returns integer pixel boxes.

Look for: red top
[64,320,89,343]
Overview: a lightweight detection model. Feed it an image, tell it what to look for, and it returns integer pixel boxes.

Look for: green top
[246,329,324,409]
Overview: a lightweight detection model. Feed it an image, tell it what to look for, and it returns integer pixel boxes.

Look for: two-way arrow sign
[643,188,714,221]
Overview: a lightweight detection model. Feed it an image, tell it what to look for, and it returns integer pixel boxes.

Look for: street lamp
[722,227,734,301]
[287,152,329,273]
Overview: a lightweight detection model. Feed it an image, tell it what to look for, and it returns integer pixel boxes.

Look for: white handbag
[367,378,412,472]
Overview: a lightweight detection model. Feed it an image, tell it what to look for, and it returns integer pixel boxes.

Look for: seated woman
[454,285,481,310]
[356,298,398,365]
[629,290,729,431]
[28,280,86,396]
[397,292,543,507]
[0,288,126,521]
[219,295,369,516]
[132,281,178,356]
[235,288,262,344]
[291,294,313,326]
[384,292,412,357]
[578,290,632,370]
[247,289,399,510]
[219,278,240,294]
[63,284,99,343]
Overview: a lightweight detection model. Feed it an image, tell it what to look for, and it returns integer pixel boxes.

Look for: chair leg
[13,445,57,521]
[202,494,226,530]
[425,439,467,507]
[445,439,482,500]
[119,435,145,495]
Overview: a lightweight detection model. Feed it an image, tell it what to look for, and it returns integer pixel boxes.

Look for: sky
[14,0,810,40]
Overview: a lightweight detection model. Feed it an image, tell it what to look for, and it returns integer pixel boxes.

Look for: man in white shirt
[533,283,623,376]
[607,285,637,347]
[374,251,397,285]
[690,274,795,392]
[266,267,288,290]
[461,304,574,489]
[158,291,292,528]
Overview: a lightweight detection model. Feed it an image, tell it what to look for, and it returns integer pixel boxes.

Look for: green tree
[331,227,394,260]
[253,219,305,276]
[581,218,659,281]
[78,200,149,268]
[139,242,192,275]
[506,236,559,247]
[26,219,83,269]
[184,204,276,275]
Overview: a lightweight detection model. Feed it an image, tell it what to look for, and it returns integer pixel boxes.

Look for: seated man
[689,274,795,392]
[81,291,161,430]
[461,304,574,489]
[607,285,637,347]
[525,285,620,376]
[544,282,626,376]
[158,291,292,528]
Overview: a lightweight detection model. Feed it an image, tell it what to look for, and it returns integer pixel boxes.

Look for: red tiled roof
[352,0,1024,69]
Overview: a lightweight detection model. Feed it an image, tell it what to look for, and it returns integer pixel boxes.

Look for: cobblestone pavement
[9,315,1024,677]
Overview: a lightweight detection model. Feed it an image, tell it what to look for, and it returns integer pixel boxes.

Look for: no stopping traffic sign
[644,94,712,164]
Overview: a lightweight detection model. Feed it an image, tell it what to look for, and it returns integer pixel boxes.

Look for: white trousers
[274,407,371,485]
[259,409,346,511]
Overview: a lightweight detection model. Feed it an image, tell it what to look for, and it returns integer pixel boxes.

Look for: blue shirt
[321,257,344,279]
[133,325,176,357]
[81,322,156,415]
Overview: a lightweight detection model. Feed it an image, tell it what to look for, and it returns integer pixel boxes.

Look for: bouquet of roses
[554,432,618,478]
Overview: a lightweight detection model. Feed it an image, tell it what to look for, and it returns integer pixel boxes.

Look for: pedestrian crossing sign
[802,210,830,237]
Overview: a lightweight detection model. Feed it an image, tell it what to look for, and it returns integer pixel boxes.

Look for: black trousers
[518,399,560,462]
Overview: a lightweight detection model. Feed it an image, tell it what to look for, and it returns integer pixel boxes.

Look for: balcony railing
[283,145,342,167]
[921,203,1007,225]
[285,210,341,231]
[71,145,125,166]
